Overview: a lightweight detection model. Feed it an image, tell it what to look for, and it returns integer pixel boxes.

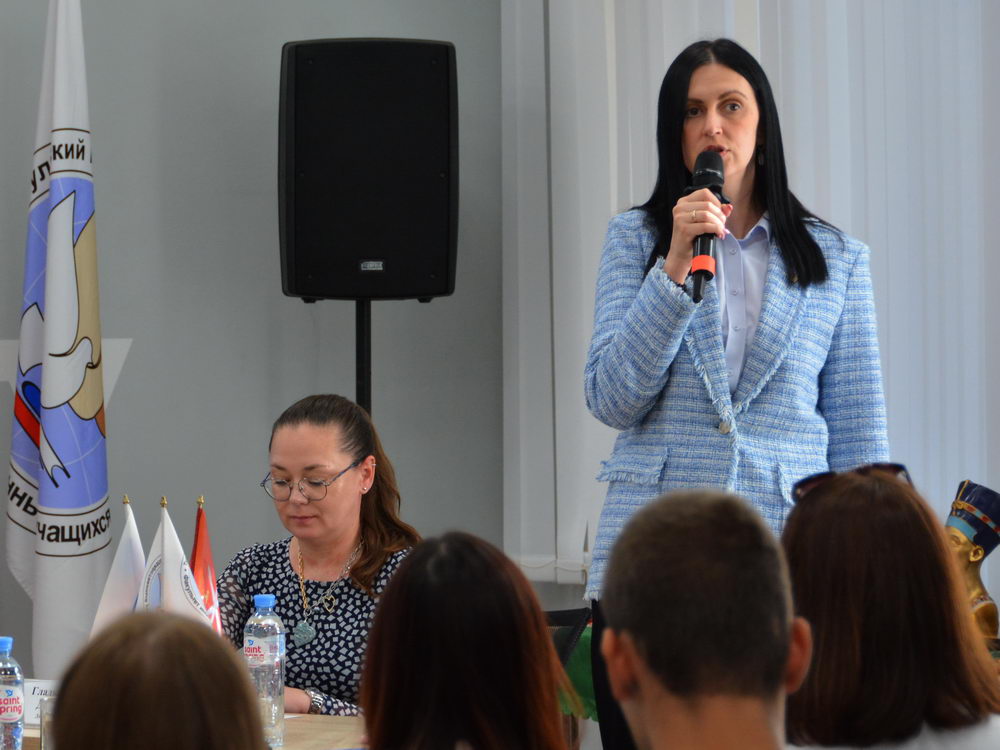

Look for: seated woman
[218,394,420,715]
[782,465,1000,748]
[54,612,265,750]
[361,531,572,750]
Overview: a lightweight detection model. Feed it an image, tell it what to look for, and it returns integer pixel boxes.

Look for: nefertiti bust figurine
[945,480,1000,642]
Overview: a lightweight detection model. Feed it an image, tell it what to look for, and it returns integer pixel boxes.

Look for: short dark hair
[361,532,570,750]
[55,613,265,750]
[602,490,791,698]
[783,471,1000,745]
[640,38,830,286]
[271,394,420,592]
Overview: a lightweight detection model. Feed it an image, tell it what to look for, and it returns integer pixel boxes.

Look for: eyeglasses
[261,458,362,502]
[791,462,912,502]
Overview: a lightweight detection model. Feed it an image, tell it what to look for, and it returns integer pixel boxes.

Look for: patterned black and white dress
[218,538,408,716]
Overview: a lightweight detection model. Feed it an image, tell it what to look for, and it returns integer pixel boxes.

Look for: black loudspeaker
[279,39,458,301]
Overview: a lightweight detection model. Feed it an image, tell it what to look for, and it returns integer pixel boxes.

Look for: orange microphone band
[690,255,716,276]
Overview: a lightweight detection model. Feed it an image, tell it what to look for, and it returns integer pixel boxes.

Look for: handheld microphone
[683,150,728,303]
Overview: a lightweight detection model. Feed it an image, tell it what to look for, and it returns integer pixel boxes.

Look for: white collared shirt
[715,213,771,394]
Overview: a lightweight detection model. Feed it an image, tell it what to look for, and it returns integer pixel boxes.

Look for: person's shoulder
[787,716,1000,750]
[607,207,654,238]
[601,208,657,266]
[372,547,411,592]
[380,547,410,575]
[974,713,1000,738]
[226,538,289,573]
[879,716,1000,750]
[924,714,1000,748]
[804,219,868,263]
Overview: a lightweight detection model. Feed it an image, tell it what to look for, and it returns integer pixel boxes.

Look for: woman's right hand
[664,188,732,285]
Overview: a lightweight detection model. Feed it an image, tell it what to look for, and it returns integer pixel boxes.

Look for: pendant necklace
[292,539,362,647]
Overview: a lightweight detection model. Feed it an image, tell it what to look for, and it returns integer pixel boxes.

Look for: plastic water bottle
[0,637,24,750]
[244,594,285,748]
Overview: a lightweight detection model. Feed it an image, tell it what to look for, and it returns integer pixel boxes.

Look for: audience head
[55,612,265,750]
[361,531,570,750]
[269,394,420,592]
[783,466,1000,746]
[600,490,811,747]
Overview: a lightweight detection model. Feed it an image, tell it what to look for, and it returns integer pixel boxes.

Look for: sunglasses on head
[791,462,912,502]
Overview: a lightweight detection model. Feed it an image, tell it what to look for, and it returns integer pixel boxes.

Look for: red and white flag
[189,497,222,635]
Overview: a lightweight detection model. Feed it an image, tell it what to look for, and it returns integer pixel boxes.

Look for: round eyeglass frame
[261,457,363,502]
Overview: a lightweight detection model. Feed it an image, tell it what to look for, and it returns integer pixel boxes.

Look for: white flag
[90,499,145,636]
[139,503,211,626]
[5,0,112,678]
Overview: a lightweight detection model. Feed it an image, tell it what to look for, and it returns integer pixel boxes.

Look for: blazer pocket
[777,463,823,508]
[597,450,668,485]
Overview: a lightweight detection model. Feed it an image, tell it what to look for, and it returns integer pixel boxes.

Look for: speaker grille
[279,39,458,300]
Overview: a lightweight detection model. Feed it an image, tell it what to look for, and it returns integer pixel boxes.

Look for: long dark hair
[641,38,829,286]
[271,394,420,593]
[361,532,571,750]
[783,471,1000,745]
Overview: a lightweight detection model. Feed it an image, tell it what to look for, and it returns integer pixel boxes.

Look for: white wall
[983,0,1000,593]
[0,0,502,674]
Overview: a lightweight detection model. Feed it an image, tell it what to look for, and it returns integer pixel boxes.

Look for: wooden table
[285,714,365,749]
[23,713,365,750]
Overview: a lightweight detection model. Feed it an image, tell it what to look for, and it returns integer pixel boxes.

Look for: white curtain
[502,0,998,587]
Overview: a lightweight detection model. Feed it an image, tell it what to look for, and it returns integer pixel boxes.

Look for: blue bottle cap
[254,594,276,609]
[0,637,12,652]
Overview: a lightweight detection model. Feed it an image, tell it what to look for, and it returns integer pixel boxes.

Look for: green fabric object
[559,625,597,721]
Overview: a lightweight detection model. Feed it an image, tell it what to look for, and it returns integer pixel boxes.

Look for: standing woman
[584,39,888,748]
[218,394,420,716]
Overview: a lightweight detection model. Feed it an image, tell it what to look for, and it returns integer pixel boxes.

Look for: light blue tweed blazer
[584,209,889,599]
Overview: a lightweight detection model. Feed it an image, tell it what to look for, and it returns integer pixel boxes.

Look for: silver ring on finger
[691,209,697,223]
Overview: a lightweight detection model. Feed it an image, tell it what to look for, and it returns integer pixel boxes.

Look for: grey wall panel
[0,0,501,674]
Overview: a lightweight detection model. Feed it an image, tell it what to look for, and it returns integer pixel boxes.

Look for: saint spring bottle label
[0,687,22,722]
[244,634,286,667]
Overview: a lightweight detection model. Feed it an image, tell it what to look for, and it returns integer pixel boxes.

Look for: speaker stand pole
[356,299,372,415]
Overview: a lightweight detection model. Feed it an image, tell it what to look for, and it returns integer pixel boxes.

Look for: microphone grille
[692,150,724,188]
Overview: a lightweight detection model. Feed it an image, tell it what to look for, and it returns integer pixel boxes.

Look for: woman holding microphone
[584,38,888,748]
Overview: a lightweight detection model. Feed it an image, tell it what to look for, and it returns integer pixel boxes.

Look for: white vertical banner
[5,0,112,678]
[91,498,145,636]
